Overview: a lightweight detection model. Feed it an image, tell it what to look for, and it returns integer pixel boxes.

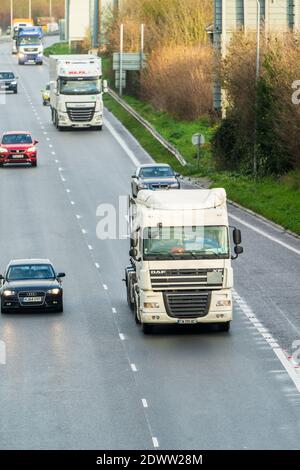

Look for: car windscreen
[2,134,33,144]
[139,167,174,178]
[0,72,15,80]
[7,264,56,281]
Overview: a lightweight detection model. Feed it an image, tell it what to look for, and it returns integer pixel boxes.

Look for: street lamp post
[29,0,32,19]
[10,0,13,29]
[49,0,52,18]
[253,0,261,178]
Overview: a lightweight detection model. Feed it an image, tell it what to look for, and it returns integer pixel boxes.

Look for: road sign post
[192,133,205,168]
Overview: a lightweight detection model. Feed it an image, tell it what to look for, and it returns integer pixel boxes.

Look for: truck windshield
[19,37,41,45]
[143,226,229,260]
[59,78,101,95]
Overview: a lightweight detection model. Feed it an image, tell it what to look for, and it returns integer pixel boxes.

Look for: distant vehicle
[0,131,38,167]
[17,26,43,65]
[49,55,108,130]
[131,164,181,198]
[12,19,33,54]
[0,259,65,314]
[0,71,18,93]
[41,83,50,105]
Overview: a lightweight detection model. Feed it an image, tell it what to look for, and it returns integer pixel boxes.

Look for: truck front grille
[67,106,95,122]
[150,268,223,291]
[164,291,211,318]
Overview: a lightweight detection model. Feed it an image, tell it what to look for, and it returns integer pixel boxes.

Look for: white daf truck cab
[125,189,243,334]
[49,55,108,130]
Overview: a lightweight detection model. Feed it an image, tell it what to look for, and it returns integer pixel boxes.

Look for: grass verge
[44,42,71,57]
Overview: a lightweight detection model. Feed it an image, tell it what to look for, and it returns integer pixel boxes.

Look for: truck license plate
[177,319,197,324]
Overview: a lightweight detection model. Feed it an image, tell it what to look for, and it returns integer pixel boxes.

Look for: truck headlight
[10,81,17,85]
[0,147,8,153]
[144,302,159,309]
[47,288,61,295]
[3,290,16,297]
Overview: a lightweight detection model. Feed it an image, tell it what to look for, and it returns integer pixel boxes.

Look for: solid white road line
[152,437,159,448]
[229,213,300,256]
[233,290,300,393]
[105,118,140,167]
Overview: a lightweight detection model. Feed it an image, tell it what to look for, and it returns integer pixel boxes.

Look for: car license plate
[12,155,23,158]
[23,297,42,303]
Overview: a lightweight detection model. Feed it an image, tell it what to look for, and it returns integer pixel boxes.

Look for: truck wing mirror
[232,245,243,259]
[57,272,66,278]
[0,274,4,280]
[233,228,242,245]
[129,248,138,259]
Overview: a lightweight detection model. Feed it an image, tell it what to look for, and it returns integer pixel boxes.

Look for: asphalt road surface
[0,38,300,450]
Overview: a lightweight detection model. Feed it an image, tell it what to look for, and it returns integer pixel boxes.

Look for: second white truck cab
[125,189,243,334]
[49,55,107,130]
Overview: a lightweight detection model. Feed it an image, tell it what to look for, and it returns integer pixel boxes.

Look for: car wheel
[218,321,231,332]
[56,304,63,313]
[43,100,46,106]
[142,323,153,334]
[14,89,18,94]
[31,160,37,167]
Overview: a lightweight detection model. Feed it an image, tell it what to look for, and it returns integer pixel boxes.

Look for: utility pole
[253,0,261,178]
[29,0,32,19]
[119,23,124,96]
[49,0,52,18]
[10,0,13,29]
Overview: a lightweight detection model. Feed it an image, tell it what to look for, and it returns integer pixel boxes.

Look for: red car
[0,131,38,167]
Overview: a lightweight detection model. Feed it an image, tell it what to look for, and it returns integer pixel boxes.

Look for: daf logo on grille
[151,270,166,275]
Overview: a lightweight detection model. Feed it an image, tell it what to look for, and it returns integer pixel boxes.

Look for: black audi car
[0,71,18,94]
[0,259,65,313]
[131,164,181,198]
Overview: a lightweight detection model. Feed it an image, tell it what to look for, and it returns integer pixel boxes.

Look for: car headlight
[10,81,17,85]
[139,183,148,189]
[47,288,61,295]
[0,147,8,153]
[3,290,16,297]
[27,147,36,153]
[144,302,160,309]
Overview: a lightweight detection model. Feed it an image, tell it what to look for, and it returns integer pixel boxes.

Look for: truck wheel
[218,321,231,332]
[126,274,134,311]
[133,296,141,324]
[142,323,153,335]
